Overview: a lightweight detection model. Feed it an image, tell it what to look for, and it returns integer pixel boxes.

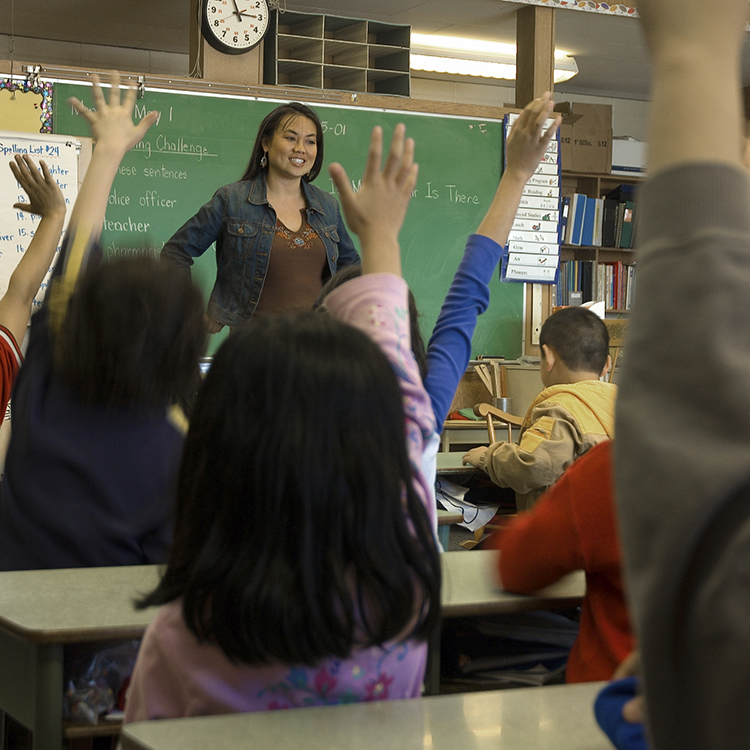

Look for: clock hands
[230,0,243,21]
[228,1,262,22]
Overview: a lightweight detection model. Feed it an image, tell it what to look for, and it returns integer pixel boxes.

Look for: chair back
[604,319,629,383]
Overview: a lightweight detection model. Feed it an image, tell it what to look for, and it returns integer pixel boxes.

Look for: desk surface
[440,550,585,617]
[436,451,479,473]
[121,681,610,750]
[0,551,583,643]
[0,565,159,643]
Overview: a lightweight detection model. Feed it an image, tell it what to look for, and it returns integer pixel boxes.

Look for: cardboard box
[555,102,613,174]
[611,137,646,175]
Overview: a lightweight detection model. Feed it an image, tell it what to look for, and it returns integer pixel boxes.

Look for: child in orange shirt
[497,441,633,682]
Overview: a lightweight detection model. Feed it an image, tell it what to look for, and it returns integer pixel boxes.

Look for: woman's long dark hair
[240,102,325,183]
[138,312,441,666]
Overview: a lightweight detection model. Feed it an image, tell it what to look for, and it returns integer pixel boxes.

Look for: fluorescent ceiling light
[410,33,578,83]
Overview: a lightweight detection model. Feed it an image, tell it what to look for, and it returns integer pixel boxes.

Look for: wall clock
[201,0,270,54]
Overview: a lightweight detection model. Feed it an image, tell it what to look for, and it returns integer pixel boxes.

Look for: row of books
[561,188,636,249]
[555,259,636,311]
[600,260,636,311]
[555,260,594,306]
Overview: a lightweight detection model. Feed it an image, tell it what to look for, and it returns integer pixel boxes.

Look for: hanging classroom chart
[53,83,523,357]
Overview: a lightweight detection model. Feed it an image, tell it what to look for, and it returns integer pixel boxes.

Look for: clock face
[202,0,270,54]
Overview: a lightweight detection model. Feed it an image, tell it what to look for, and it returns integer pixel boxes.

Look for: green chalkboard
[53,84,522,356]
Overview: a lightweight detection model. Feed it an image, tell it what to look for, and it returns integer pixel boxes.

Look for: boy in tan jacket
[463,306,616,511]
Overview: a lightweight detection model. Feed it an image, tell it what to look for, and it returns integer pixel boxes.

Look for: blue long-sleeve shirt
[424,233,504,426]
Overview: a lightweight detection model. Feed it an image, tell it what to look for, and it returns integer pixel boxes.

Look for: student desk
[435,453,485,549]
[424,551,586,694]
[441,550,585,617]
[121,681,610,750]
[436,508,464,549]
[0,555,584,747]
[436,451,478,474]
[0,565,159,750]
[435,451,515,547]
[435,450,487,494]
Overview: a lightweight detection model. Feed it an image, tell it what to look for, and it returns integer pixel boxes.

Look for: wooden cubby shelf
[264,10,411,96]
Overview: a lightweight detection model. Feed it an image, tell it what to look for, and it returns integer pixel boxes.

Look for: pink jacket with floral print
[123,274,437,721]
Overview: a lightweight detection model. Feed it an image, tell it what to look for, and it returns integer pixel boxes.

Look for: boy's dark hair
[138,312,441,665]
[55,256,206,411]
[314,265,428,381]
[539,306,609,374]
[240,102,324,183]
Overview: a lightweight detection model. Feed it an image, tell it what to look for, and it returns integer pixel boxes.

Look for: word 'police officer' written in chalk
[108,189,178,208]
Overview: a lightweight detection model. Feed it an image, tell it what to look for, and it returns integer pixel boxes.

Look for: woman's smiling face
[263,115,318,181]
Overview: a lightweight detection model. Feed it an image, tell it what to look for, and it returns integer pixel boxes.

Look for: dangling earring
[260,152,268,168]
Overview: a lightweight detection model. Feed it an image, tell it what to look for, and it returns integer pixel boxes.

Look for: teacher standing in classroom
[161,102,359,332]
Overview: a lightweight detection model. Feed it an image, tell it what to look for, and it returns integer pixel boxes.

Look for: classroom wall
[411,76,649,141]
[0,34,649,141]
[0,35,187,77]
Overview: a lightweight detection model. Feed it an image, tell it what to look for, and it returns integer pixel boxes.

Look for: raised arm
[615,1,750,748]
[326,126,435,533]
[636,0,746,175]
[46,73,158,328]
[477,92,560,244]
[0,156,66,344]
[425,95,560,425]
[329,123,417,277]
[67,72,159,241]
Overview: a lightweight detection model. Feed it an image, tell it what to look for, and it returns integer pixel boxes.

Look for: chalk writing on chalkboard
[54,85,523,358]
[0,130,79,308]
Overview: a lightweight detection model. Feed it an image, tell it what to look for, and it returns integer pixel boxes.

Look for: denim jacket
[160,172,359,327]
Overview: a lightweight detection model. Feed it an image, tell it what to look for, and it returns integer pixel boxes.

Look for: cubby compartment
[276,60,323,89]
[324,65,367,93]
[367,70,410,96]
[325,17,368,43]
[275,12,323,38]
[367,22,410,48]
[277,36,323,64]
[369,47,410,72]
[324,40,368,68]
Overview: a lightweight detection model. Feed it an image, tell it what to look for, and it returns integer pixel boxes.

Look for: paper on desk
[435,477,499,531]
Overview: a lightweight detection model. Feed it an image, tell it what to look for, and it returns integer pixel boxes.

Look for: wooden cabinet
[263,11,411,96]
[558,171,642,314]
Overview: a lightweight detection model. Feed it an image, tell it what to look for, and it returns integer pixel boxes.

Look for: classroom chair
[441,362,514,452]
[474,402,524,444]
[603,319,628,383]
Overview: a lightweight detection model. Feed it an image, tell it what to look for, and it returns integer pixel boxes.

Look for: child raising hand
[124,125,440,720]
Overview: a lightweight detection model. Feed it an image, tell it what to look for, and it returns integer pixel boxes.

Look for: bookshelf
[559,171,642,314]
[561,171,643,200]
[263,10,411,96]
